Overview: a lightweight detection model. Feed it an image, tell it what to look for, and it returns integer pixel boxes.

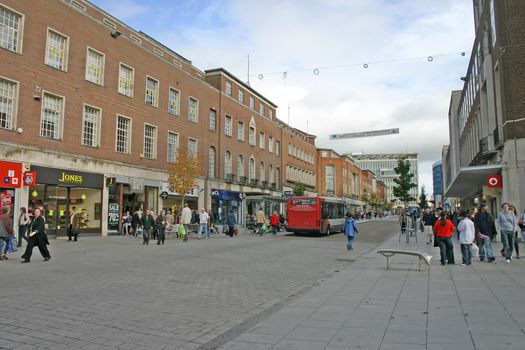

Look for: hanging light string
[253,51,466,80]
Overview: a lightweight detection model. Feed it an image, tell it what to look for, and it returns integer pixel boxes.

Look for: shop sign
[108,202,120,230]
[106,177,116,187]
[0,160,22,188]
[487,175,502,188]
[160,191,169,199]
[160,183,199,197]
[1,192,12,206]
[23,171,37,187]
[211,189,243,201]
[31,166,103,188]
[131,178,144,191]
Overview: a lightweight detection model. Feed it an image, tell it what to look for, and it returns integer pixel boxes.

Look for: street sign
[487,175,502,188]
[329,128,399,140]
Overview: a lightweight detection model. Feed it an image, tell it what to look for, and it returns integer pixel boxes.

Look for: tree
[418,185,430,210]
[392,157,417,207]
[360,189,370,207]
[167,146,199,214]
[293,182,305,196]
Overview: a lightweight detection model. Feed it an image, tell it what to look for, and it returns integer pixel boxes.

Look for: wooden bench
[377,249,432,271]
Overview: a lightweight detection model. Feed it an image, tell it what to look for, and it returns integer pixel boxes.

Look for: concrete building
[351,153,419,206]
[443,0,525,214]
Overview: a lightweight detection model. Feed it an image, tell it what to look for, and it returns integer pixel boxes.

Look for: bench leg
[386,256,390,269]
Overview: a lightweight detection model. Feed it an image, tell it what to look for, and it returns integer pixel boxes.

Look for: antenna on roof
[247,55,250,86]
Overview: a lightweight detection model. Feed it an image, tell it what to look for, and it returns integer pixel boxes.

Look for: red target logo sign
[488,175,502,188]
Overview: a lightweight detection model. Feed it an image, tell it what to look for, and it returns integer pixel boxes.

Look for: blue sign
[211,189,243,202]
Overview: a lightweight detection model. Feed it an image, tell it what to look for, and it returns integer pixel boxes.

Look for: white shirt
[181,207,192,224]
[199,211,209,224]
[458,217,476,244]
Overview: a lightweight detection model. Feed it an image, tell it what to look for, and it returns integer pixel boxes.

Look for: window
[40,92,63,139]
[238,90,244,103]
[208,147,216,178]
[259,103,264,116]
[249,96,254,109]
[0,4,23,53]
[237,121,244,141]
[225,115,232,136]
[269,165,273,183]
[118,63,134,97]
[209,109,216,130]
[116,115,131,154]
[168,88,180,115]
[275,167,280,188]
[188,97,198,122]
[187,138,197,157]
[145,77,159,107]
[0,77,18,130]
[237,155,244,177]
[167,131,178,163]
[276,141,280,156]
[45,28,68,71]
[268,136,274,153]
[326,165,335,193]
[143,124,157,159]
[269,109,273,120]
[85,47,105,85]
[249,158,255,181]
[259,161,265,181]
[82,104,100,147]
[224,151,232,176]
[225,81,232,96]
[259,132,265,149]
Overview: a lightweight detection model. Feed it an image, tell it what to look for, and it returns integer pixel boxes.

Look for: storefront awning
[445,164,502,198]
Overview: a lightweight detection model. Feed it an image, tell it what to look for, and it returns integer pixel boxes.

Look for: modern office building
[443,0,525,214]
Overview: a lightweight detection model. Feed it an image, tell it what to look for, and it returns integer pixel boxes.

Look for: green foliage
[393,158,417,206]
[418,185,429,210]
[293,182,305,196]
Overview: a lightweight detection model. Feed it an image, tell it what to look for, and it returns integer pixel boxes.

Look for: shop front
[210,189,243,225]
[245,195,286,226]
[0,161,23,220]
[159,183,199,217]
[29,166,103,236]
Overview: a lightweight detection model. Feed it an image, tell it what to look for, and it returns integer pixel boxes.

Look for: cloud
[93,0,151,21]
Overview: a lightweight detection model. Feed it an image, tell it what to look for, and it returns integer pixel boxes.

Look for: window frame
[268,136,273,153]
[39,90,65,140]
[44,27,69,72]
[187,137,198,157]
[259,131,265,149]
[143,123,157,160]
[0,75,19,131]
[238,89,244,103]
[167,130,179,163]
[115,114,132,154]
[209,109,216,131]
[168,86,180,116]
[118,62,134,98]
[145,75,159,107]
[225,81,232,96]
[85,46,105,86]
[0,4,25,54]
[188,96,199,123]
[225,115,232,136]
[81,103,101,148]
[249,96,255,109]
[208,146,216,178]
[237,121,244,141]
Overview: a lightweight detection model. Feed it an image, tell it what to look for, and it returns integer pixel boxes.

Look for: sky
[91,0,475,196]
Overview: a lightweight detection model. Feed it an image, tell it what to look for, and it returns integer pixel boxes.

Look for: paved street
[0,219,391,350]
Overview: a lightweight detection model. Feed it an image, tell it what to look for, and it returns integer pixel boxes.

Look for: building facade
[432,160,443,207]
[443,0,525,214]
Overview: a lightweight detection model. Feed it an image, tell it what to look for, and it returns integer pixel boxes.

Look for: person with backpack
[0,206,14,260]
[343,213,359,250]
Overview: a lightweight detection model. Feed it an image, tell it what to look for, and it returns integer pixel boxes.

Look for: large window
[208,147,216,178]
[143,124,157,159]
[237,121,244,141]
[188,97,198,122]
[259,161,265,181]
[275,167,280,188]
[145,77,159,107]
[249,158,255,181]
[45,28,68,71]
[269,164,273,183]
[225,81,232,96]
[224,151,232,176]
[249,127,255,146]
[276,140,280,156]
[82,104,100,147]
[40,92,63,139]
[116,115,131,154]
[249,96,254,109]
[118,63,134,97]
[85,47,105,85]
[209,109,216,130]
[167,131,178,163]
[237,155,244,177]
[259,132,265,149]
[238,90,244,103]
[268,136,274,153]
[187,138,197,157]
[168,88,180,115]
[0,4,23,53]
[326,165,335,193]
[225,115,232,136]
[0,77,18,130]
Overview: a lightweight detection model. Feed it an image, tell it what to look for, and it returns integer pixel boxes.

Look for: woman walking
[21,208,51,263]
[0,206,14,260]
[498,202,516,263]
[433,212,456,265]
[18,207,31,247]
[510,205,520,259]
[270,211,280,236]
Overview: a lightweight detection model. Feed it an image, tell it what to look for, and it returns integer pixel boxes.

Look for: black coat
[29,216,49,245]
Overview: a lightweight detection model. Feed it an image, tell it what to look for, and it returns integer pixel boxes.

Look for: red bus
[286,196,347,235]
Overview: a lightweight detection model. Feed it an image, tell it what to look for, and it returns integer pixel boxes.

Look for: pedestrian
[433,212,455,265]
[256,207,266,236]
[519,208,525,251]
[227,210,236,237]
[155,210,166,245]
[67,206,79,242]
[398,210,407,235]
[18,207,31,247]
[270,210,280,235]
[181,203,192,242]
[279,213,286,231]
[422,208,437,244]
[198,208,209,239]
[474,205,496,262]
[20,208,51,263]
[165,210,173,233]
[141,209,154,245]
[509,205,520,259]
[122,210,131,236]
[458,210,475,266]
[497,202,516,263]
[343,213,359,250]
[131,210,141,237]
[0,206,14,260]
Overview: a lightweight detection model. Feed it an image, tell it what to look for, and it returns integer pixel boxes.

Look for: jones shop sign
[31,166,103,188]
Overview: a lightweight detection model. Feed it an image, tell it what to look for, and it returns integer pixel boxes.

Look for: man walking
[422,209,437,244]
[181,203,192,242]
[474,205,496,262]
[141,210,154,245]
[256,208,266,236]
[198,208,209,239]
[343,213,359,250]
[155,210,166,245]
[67,206,79,242]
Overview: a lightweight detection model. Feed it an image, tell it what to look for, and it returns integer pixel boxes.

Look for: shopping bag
[178,224,186,236]
[471,242,479,258]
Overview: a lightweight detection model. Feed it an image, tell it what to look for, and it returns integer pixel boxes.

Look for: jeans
[500,230,514,260]
[460,243,472,265]
[1,236,9,255]
[199,223,209,238]
[143,228,151,245]
[437,236,455,264]
[346,236,354,250]
[257,223,264,235]
[477,236,495,260]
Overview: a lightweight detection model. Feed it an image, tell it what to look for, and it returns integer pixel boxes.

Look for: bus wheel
[325,226,331,236]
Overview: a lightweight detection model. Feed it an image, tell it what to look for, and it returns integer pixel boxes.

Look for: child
[343,213,359,250]
[457,210,476,265]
